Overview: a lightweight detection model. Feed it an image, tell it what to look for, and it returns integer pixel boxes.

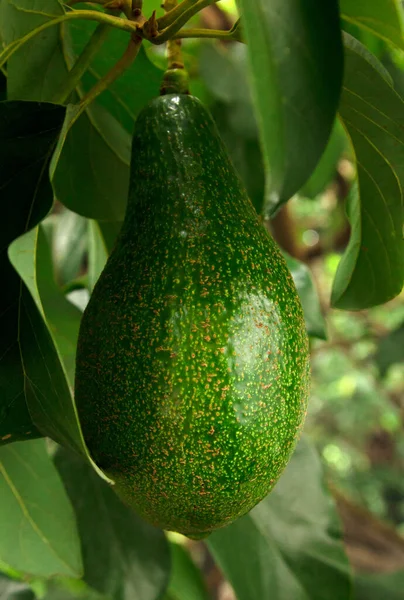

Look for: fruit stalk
[157,0,219,30]
[160,0,189,95]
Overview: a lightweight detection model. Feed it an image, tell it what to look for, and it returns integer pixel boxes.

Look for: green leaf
[283,254,327,340]
[51,208,88,286]
[208,438,351,600]
[0,440,82,578]
[340,0,404,50]
[1,0,133,221]
[164,542,208,600]
[200,44,265,213]
[375,320,404,376]
[0,0,67,101]
[66,20,162,133]
[235,0,343,214]
[42,577,108,600]
[0,69,6,101]
[51,101,131,221]
[9,226,82,387]
[8,228,110,483]
[55,448,171,600]
[354,571,404,600]
[0,100,65,446]
[88,221,108,292]
[300,120,348,199]
[332,35,404,310]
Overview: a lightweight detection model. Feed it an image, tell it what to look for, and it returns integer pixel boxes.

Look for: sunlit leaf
[208,438,351,600]
[0,440,82,578]
[55,448,171,600]
[340,0,404,50]
[332,35,404,309]
[235,0,343,214]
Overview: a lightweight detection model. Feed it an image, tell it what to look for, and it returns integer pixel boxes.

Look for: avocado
[74,94,310,538]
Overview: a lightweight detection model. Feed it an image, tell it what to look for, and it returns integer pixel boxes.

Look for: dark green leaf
[375,321,404,376]
[164,542,209,600]
[67,21,162,133]
[300,120,347,199]
[52,102,131,221]
[0,69,6,101]
[97,221,122,255]
[55,448,170,600]
[0,0,67,101]
[0,440,82,578]
[88,221,108,292]
[283,254,327,340]
[340,0,404,50]
[354,571,404,600]
[9,226,82,386]
[8,228,108,480]
[200,44,265,213]
[0,100,65,445]
[208,438,351,600]
[332,35,404,309]
[42,578,108,600]
[235,0,343,214]
[1,0,134,221]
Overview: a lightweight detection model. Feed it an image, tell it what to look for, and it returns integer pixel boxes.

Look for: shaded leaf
[55,448,171,600]
[340,0,404,50]
[0,440,82,578]
[1,0,133,222]
[8,229,109,483]
[164,542,208,600]
[9,227,82,386]
[354,571,404,600]
[67,20,162,133]
[208,438,351,600]
[235,0,343,213]
[300,120,348,199]
[0,0,67,101]
[42,578,108,600]
[97,221,122,255]
[375,321,404,376]
[51,101,131,221]
[283,254,327,340]
[200,44,265,212]
[332,35,404,309]
[88,221,108,292]
[0,100,65,445]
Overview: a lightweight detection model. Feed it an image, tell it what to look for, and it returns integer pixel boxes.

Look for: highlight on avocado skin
[74,94,310,538]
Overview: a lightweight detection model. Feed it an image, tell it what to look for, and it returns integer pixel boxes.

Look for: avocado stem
[164,0,183,71]
[160,0,190,95]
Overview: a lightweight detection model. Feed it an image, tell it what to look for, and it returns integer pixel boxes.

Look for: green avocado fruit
[75,93,310,538]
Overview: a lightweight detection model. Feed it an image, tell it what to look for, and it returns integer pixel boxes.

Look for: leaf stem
[164,0,184,69]
[173,20,243,43]
[0,10,136,70]
[72,35,142,127]
[52,23,112,104]
[157,0,218,30]
[152,0,219,44]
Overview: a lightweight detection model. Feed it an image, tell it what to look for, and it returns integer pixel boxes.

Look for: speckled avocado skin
[75,94,310,538]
